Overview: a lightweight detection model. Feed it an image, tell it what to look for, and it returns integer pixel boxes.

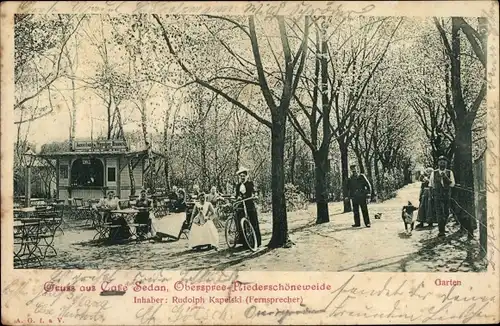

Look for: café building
[38,139,157,201]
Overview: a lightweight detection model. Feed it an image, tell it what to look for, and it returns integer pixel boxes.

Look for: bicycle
[214,198,231,228]
[224,196,259,252]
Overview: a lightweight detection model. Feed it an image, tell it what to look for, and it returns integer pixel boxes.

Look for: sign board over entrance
[72,140,128,152]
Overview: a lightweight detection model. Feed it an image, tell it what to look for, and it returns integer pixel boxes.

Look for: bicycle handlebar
[232,196,257,206]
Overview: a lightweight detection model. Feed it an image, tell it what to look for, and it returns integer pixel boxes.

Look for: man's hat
[236,167,249,175]
[438,155,448,162]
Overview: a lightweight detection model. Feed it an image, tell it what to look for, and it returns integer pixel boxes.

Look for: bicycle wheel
[225,217,238,248]
[213,217,224,229]
[241,218,258,252]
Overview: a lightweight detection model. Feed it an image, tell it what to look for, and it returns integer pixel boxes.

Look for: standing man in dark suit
[235,167,262,247]
[346,164,372,228]
[429,155,455,237]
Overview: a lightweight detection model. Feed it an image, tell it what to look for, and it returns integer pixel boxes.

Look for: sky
[14,14,427,150]
[15,15,192,148]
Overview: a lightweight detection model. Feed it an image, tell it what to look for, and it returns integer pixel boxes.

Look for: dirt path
[41,183,486,272]
[236,183,486,272]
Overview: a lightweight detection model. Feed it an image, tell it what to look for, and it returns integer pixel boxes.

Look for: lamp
[23,148,37,207]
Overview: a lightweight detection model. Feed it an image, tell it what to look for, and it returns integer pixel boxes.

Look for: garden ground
[43,182,487,272]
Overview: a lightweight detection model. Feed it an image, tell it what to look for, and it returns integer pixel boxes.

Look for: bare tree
[289,17,403,220]
[434,17,487,237]
[14,15,84,120]
[153,14,310,248]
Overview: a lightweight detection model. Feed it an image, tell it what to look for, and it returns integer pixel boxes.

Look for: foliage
[14,15,486,236]
[284,183,308,212]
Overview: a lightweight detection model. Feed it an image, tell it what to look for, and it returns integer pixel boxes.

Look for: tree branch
[248,16,277,112]
[153,14,272,128]
[456,17,486,68]
[433,18,453,58]
[14,16,85,111]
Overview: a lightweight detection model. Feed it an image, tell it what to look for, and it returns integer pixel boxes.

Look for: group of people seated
[92,166,262,251]
[168,186,187,212]
[96,189,153,241]
[167,184,223,213]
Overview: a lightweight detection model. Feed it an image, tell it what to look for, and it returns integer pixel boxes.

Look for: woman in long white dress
[189,193,219,251]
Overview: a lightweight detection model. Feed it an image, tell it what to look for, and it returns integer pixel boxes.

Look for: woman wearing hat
[429,155,455,237]
[235,167,262,248]
[416,167,435,228]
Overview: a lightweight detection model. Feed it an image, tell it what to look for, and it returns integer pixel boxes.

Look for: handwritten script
[244,275,497,324]
[16,1,376,19]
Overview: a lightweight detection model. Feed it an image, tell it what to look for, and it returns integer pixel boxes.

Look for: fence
[473,153,487,258]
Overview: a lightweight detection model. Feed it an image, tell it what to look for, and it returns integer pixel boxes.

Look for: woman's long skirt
[417,188,435,224]
[189,220,219,249]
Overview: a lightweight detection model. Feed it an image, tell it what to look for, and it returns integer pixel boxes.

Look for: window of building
[59,165,68,179]
[107,167,116,182]
[70,158,104,187]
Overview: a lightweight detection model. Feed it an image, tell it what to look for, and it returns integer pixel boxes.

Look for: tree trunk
[374,157,381,197]
[268,117,289,248]
[214,106,220,191]
[128,162,136,196]
[339,142,352,212]
[106,95,112,140]
[356,152,365,173]
[314,150,330,224]
[201,131,208,190]
[70,75,77,145]
[365,156,376,199]
[403,163,412,185]
[289,131,297,185]
[454,121,475,237]
[164,159,170,191]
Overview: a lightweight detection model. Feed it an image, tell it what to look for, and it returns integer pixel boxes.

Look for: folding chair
[14,221,42,268]
[180,202,196,239]
[36,205,65,234]
[151,205,169,219]
[74,197,84,207]
[38,220,58,258]
[153,210,191,242]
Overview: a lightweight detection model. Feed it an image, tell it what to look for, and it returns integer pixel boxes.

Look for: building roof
[38,149,147,158]
[38,149,166,159]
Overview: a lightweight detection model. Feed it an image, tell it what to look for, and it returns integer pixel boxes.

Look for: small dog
[374,213,382,219]
[402,201,419,236]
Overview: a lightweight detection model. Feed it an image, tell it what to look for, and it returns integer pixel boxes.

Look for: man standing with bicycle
[235,167,262,248]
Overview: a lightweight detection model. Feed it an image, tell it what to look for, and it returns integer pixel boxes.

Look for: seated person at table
[98,191,131,241]
[190,184,200,201]
[168,186,179,210]
[98,191,120,222]
[134,189,152,237]
[173,188,187,212]
[189,193,219,251]
[206,186,222,207]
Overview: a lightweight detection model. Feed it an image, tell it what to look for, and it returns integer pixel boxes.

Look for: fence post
[474,155,487,258]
